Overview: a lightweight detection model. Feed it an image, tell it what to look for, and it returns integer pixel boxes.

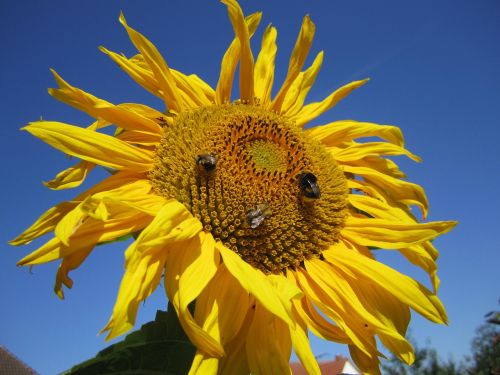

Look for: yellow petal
[288,303,321,375]
[218,304,253,375]
[119,12,182,112]
[18,211,152,266]
[118,102,166,123]
[216,11,261,105]
[348,194,442,290]
[332,141,421,163]
[115,63,211,117]
[349,344,382,375]
[346,155,406,179]
[272,15,315,112]
[288,279,350,343]
[307,120,404,147]
[401,244,440,292]
[343,164,428,217]
[294,268,377,357]
[221,0,256,103]
[188,353,219,375]
[99,46,163,99]
[305,258,414,364]
[217,242,295,327]
[165,232,223,357]
[354,283,413,363]
[246,303,292,375]
[23,121,153,172]
[54,199,88,246]
[117,129,162,147]
[75,170,146,200]
[253,25,277,106]
[347,179,387,203]
[190,266,251,375]
[54,244,94,299]
[267,273,303,301]
[219,342,249,375]
[130,200,202,257]
[103,200,201,340]
[10,202,76,246]
[292,78,369,127]
[324,245,448,324]
[195,265,250,346]
[101,247,168,340]
[281,51,323,116]
[90,179,165,217]
[11,171,143,246]
[56,191,136,245]
[171,69,213,107]
[44,160,94,190]
[342,216,456,249]
[54,180,163,246]
[348,193,416,222]
[49,70,162,134]
[181,72,216,103]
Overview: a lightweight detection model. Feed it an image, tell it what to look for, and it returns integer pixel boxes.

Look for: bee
[246,203,272,229]
[196,153,217,173]
[298,172,321,201]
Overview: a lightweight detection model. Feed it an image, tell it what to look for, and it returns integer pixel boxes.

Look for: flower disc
[150,104,348,273]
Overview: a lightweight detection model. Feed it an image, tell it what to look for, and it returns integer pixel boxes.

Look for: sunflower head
[12,0,456,374]
[150,103,348,274]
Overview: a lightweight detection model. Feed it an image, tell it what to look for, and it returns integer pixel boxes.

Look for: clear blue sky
[1,0,499,373]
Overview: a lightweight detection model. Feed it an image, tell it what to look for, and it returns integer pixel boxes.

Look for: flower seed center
[150,104,348,273]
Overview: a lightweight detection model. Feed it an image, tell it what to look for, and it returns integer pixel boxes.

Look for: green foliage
[381,335,465,375]
[63,300,500,375]
[468,321,500,375]
[63,304,196,375]
[382,301,500,375]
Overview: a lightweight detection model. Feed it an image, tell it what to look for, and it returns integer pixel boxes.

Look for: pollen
[150,104,348,274]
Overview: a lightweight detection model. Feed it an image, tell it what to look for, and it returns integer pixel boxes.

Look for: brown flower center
[150,104,347,273]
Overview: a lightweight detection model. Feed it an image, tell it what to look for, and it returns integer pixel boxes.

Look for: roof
[290,355,360,375]
[0,346,38,375]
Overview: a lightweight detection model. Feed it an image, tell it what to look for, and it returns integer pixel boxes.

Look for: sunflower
[12,1,456,374]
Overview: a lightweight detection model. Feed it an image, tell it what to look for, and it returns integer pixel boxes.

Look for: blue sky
[1,0,499,373]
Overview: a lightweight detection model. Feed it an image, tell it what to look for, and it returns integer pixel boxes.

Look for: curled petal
[253,25,278,106]
[305,258,414,364]
[10,202,76,246]
[272,15,315,112]
[294,268,377,358]
[49,70,162,134]
[349,344,382,375]
[246,303,292,375]
[307,120,404,147]
[54,245,94,299]
[215,12,261,105]
[342,216,456,249]
[343,164,429,217]
[44,161,95,190]
[100,247,168,340]
[99,46,163,99]
[332,141,421,163]
[23,121,153,172]
[324,245,448,324]
[165,233,223,357]
[281,51,323,116]
[217,243,296,327]
[292,79,369,127]
[221,0,255,103]
[119,12,183,112]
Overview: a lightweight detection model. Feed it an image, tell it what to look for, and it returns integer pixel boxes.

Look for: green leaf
[63,304,196,375]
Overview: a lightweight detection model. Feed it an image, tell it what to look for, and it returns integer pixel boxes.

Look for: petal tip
[118,10,126,24]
